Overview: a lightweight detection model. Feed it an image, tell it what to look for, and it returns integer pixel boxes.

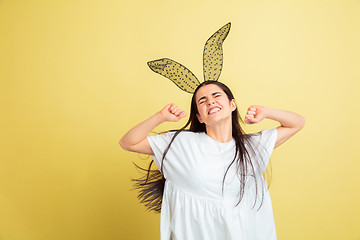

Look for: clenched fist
[159,104,187,122]
[244,105,267,124]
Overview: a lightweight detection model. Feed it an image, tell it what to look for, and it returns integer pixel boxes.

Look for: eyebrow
[198,92,222,103]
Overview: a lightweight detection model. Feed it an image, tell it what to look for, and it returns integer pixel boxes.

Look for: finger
[164,104,172,111]
[173,109,180,115]
[170,106,179,114]
[172,107,180,115]
[244,118,252,124]
[174,109,183,116]
[170,106,177,113]
[169,104,177,111]
[176,111,184,118]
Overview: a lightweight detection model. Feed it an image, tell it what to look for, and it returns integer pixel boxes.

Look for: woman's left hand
[244,105,267,124]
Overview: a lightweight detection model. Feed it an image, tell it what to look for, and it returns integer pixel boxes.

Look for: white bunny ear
[147,58,200,94]
[203,22,231,81]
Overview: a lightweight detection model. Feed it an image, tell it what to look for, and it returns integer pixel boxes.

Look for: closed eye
[198,92,222,104]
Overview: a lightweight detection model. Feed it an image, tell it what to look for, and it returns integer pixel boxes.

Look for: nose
[207,99,215,105]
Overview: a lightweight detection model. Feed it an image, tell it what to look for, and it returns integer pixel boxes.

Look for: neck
[205,118,233,143]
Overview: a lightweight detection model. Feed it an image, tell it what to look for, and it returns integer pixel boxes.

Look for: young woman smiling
[120,81,305,240]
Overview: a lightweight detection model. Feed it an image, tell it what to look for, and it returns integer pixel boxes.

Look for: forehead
[195,84,224,100]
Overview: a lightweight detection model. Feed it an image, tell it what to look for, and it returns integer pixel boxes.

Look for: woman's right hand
[159,104,187,122]
[119,103,186,154]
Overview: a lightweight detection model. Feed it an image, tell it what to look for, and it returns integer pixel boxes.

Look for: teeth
[209,107,221,114]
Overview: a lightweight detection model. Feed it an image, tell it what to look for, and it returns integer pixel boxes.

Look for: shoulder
[177,130,202,137]
[258,128,278,140]
[171,130,203,143]
[245,128,278,147]
[147,131,204,156]
[148,130,202,143]
[247,128,277,139]
[151,130,200,137]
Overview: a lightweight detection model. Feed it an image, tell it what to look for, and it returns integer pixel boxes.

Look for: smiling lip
[208,106,221,115]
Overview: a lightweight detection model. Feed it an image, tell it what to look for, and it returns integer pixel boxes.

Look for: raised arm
[119,104,186,155]
[244,105,305,149]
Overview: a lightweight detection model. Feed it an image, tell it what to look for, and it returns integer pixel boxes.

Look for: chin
[204,116,231,126]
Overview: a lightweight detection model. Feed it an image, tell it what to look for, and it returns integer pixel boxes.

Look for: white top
[147,128,278,240]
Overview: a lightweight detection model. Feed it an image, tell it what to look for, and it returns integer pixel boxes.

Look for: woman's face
[194,84,236,126]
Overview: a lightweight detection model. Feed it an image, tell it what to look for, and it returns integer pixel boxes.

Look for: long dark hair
[132,81,271,213]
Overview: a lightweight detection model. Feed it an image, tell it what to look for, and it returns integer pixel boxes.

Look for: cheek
[218,98,230,106]
[197,105,205,114]
[197,105,208,116]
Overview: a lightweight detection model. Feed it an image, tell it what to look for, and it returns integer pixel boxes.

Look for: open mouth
[208,107,221,115]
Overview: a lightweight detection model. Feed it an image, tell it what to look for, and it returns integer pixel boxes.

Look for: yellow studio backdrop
[0,0,359,239]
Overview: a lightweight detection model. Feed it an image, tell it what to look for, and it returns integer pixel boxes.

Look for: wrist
[154,112,167,124]
[263,106,273,119]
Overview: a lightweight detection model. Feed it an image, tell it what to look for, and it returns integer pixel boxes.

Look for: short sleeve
[253,128,278,173]
[147,132,176,171]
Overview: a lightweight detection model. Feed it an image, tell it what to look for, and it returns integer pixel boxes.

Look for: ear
[196,113,204,123]
[230,99,237,112]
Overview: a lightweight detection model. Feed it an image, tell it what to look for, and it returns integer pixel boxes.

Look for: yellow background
[1,0,359,239]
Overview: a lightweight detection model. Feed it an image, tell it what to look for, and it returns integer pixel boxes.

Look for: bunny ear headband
[147,22,231,94]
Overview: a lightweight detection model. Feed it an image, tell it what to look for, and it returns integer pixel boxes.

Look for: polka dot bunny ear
[147,22,231,94]
[147,58,200,94]
[203,22,231,81]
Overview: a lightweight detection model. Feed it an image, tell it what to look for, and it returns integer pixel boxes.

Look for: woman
[120,80,305,240]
